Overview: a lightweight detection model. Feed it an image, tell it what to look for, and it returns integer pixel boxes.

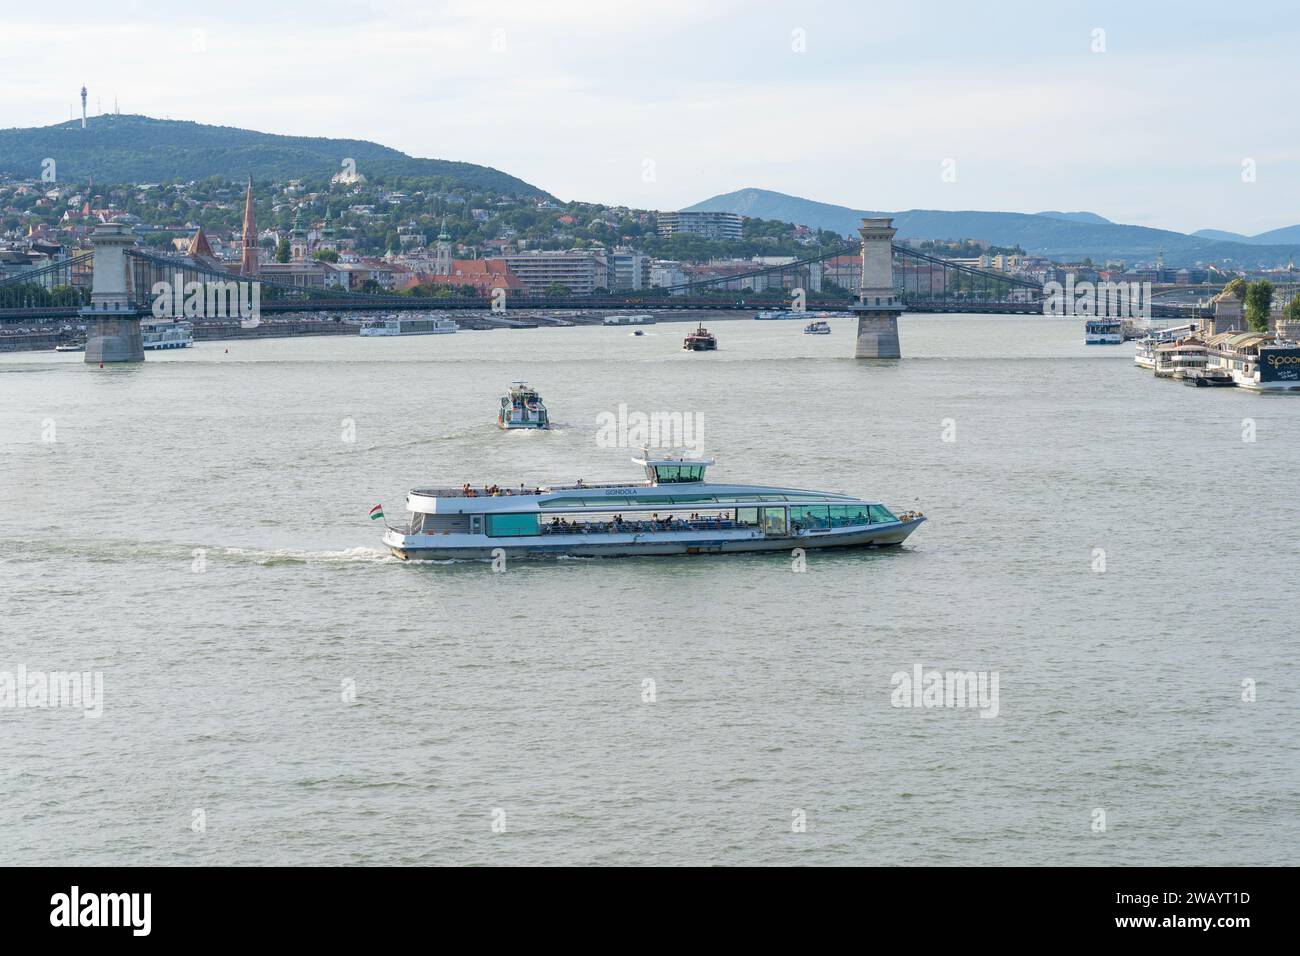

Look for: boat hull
[385,517,924,560]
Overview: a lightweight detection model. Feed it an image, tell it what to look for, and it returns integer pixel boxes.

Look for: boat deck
[411,480,651,499]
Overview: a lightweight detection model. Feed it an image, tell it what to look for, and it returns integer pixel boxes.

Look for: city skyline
[1,1,1298,235]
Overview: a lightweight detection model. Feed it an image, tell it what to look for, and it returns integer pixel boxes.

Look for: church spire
[239,176,259,277]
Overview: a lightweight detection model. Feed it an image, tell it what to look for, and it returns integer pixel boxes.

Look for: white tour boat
[141,319,194,350]
[1084,318,1124,344]
[379,453,925,560]
[1154,338,1208,379]
[1204,331,1300,392]
[803,320,831,334]
[498,381,549,429]
[1134,323,1195,369]
[603,314,655,326]
[360,315,458,336]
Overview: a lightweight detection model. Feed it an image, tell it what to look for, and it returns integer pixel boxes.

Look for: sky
[2,0,1297,235]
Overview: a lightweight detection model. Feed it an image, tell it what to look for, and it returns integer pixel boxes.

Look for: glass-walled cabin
[634,456,715,484]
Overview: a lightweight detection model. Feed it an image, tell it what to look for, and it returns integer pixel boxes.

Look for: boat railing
[411,480,650,498]
[541,518,748,535]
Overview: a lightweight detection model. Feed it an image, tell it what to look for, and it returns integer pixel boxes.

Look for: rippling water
[2,316,1296,865]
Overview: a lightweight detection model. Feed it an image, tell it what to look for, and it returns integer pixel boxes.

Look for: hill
[0,114,550,196]
[1035,211,1112,225]
[684,187,1300,267]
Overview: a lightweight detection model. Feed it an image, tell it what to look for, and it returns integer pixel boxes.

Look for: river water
[1,316,1296,865]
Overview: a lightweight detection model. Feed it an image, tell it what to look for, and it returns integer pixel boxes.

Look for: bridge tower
[852,217,902,359]
[83,221,144,364]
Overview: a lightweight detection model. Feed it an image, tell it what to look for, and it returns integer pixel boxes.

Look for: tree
[1288,295,1300,323]
[274,238,290,263]
[545,282,572,297]
[1244,279,1274,332]
[313,249,340,262]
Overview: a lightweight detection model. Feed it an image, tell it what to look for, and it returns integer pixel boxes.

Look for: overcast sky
[2,0,1296,235]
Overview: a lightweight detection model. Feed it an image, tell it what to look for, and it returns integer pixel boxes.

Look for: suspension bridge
[0,217,1207,361]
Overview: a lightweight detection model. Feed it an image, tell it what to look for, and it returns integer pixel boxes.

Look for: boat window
[838,506,871,526]
[789,505,830,529]
[652,465,705,483]
[761,507,787,535]
[485,513,540,537]
[867,505,897,523]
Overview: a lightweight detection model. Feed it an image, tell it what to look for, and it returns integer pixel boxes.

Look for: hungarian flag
[369,504,384,521]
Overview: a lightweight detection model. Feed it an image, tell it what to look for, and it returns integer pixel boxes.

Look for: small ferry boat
[141,319,194,350]
[498,381,549,429]
[53,341,85,353]
[360,315,457,336]
[1084,317,1124,344]
[803,320,831,335]
[1155,338,1208,379]
[1182,368,1235,387]
[379,453,925,560]
[683,324,718,351]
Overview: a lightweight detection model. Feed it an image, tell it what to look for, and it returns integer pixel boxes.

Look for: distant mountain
[1249,224,1300,245]
[0,114,550,196]
[684,188,1300,267]
[1192,228,1252,242]
[1036,211,1112,225]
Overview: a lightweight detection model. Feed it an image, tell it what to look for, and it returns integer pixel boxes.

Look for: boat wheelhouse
[498,381,549,429]
[380,453,925,560]
[1084,318,1123,344]
[360,315,457,336]
[141,319,194,350]
[683,324,717,351]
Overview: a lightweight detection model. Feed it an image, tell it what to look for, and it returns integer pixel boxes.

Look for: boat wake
[220,546,397,566]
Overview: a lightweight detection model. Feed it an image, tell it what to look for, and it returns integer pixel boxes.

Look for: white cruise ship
[359,315,458,336]
[379,453,925,560]
[140,320,194,350]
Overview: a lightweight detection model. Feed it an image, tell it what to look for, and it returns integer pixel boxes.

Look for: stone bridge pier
[83,221,144,364]
[852,217,902,359]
